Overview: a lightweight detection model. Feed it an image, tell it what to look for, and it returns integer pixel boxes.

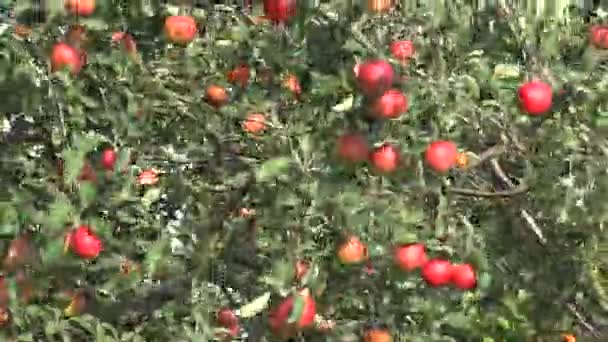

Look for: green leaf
[47,196,74,231]
[79,182,97,208]
[141,188,162,208]
[287,294,305,324]
[78,18,109,31]
[492,64,520,79]
[443,311,471,329]
[238,292,270,318]
[63,150,85,185]
[256,157,292,182]
[0,202,18,235]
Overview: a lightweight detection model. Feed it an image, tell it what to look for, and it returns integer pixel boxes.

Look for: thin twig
[490,159,547,245]
[465,145,507,169]
[519,209,547,245]
[566,303,600,338]
[448,184,528,197]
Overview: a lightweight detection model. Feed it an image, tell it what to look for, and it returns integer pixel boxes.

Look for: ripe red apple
[356,59,394,97]
[263,0,297,23]
[421,259,452,287]
[390,40,415,61]
[590,25,608,49]
[100,148,117,171]
[369,143,400,173]
[50,43,83,75]
[450,263,477,290]
[206,85,229,108]
[68,225,102,259]
[164,15,198,45]
[216,308,240,339]
[337,133,369,163]
[268,288,316,338]
[227,64,250,87]
[370,89,408,119]
[424,140,458,173]
[394,243,428,271]
[518,80,552,115]
[64,0,95,16]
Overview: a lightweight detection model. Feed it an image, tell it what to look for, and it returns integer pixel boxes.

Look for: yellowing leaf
[331,95,354,112]
[493,64,520,79]
[238,291,270,318]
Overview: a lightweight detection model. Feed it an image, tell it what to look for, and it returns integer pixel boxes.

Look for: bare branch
[447,184,528,197]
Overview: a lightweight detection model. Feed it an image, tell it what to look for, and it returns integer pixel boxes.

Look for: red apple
[164,15,198,45]
[337,133,369,163]
[68,225,102,259]
[50,43,83,75]
[421,259,452,287]
[394,243,428,271]
[100,148,117,171]
[356,59,394,97]
[263,0,297,23]
[216,308,240,339]
[369,143,400,173]
[424,140,458,173]
[269,288,316,338]
[390,40,415,61]
[518,80,552,115]
[370,89,408,119]
[450,263,477,290]
[590,25,608,49]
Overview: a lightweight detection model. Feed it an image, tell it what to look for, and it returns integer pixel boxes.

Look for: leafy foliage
[0,0,607,341]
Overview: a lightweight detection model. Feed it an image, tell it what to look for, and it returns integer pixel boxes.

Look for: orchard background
[1,0,608,341]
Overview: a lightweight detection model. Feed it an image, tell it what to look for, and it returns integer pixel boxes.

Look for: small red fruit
[263,0,297,23]
[370,89,408,119]
[268,288,316,338]
[227,64,250,87]
[363,326,392,342]
[421,259,452,287]
[356,59,394,97]
[137,169,159,185]
[390,40,415,61]
[68,225,102,259]
[78,161,97,182]
[518,80,552,115]
[424,140,458,173]
[242,113,266,134]
[337,236,369,265]
[450,263,477,290]
[216,308,240,339]
[164,15,198,45]
[206,85,229,108]
[294,259,311,281]
[337,133,369,163]
[369,143,400,173]
[394,243,428,272]
[64,0,95,16]
[111,32,137,55]
[590,25,608,49]
[282,73,302,98]
[100,148,117,171]
[3,234,35,272]
[50,43,83,75]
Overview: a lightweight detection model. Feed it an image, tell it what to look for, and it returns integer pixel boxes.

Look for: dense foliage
[1,1,608,341]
